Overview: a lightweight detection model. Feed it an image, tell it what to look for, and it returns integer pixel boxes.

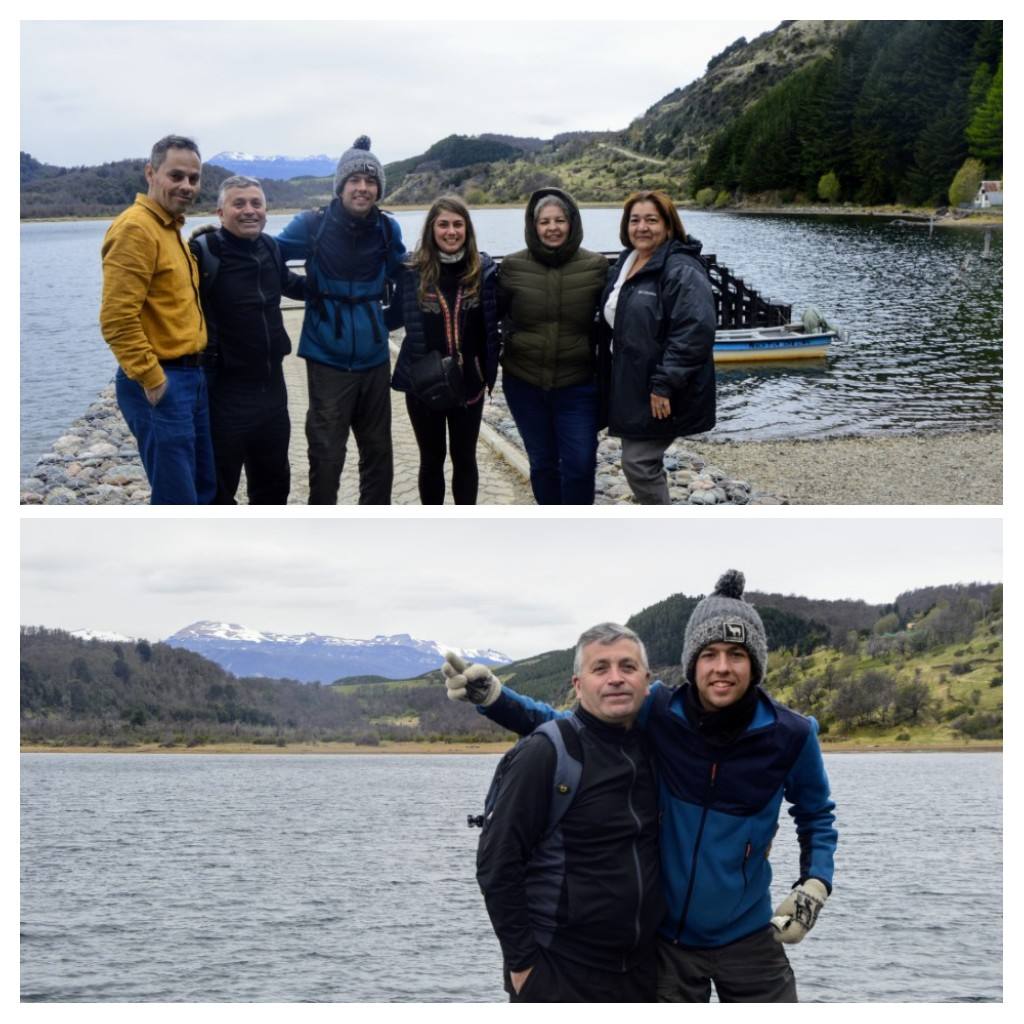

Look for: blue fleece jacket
[481,680,837,949]
[275,199,405,372]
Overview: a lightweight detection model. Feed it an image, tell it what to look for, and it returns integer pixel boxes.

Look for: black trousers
[403,393,484,505]
[656,928,798,1002]
[305,359,393,505]
[208,369,290,505]
[506,947,657,1003]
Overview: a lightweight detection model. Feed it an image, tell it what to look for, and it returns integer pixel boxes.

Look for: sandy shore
[690,431,1001,505]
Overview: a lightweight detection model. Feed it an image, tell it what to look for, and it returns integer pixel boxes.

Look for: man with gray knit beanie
[275,136,405,504]
[447,569,838,1002]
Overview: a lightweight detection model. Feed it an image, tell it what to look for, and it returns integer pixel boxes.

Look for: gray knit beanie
[682,570,768,686]
[333,135,385,197]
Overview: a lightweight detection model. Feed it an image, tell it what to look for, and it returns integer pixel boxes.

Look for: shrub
[817,171,841,203]
[896,732,911,741]
[695,187,715,208]
[950,712,1002,740]
[989,676,1003,688]
[948,158,985,207]
[714,189,732,208]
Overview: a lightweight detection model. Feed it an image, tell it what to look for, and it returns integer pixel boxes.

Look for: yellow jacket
[99,193,206,389]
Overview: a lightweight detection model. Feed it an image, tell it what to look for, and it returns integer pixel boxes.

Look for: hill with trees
[690,21,1003,206]
[22,21,1002,220]
[22,581,1000,750]
[18,158,335,220]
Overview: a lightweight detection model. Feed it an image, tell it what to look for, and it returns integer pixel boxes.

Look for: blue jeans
[115,367,216,504]
[503,375,598,505]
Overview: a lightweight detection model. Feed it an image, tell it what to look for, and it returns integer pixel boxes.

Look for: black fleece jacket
[476,706,663,972]
[191,228,306,381]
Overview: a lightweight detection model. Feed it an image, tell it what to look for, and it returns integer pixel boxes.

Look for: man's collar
[134,193,186,228]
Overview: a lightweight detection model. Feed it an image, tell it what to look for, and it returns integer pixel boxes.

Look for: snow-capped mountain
[207,152,337,181]
[70,628,135,643]
[163,621,509,683]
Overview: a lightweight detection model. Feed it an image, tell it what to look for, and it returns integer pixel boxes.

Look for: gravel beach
[685,431,1002,505]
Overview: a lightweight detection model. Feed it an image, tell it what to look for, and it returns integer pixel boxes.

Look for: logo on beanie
[724,622,746,643]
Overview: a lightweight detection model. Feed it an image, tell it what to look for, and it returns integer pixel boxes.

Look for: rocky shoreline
[21,384,151,505]
[480,381,774,505]
[20,378,777,505]
[20,372,1001,506]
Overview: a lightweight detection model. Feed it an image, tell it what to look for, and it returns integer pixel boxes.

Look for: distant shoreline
[20,740,1002,756]
[19,204,1004,228]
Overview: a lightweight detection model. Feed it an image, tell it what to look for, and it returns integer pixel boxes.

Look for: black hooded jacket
[602,236,716,439]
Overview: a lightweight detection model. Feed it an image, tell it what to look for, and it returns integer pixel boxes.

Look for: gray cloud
[20,517,1002,660]
[20,19,781,166]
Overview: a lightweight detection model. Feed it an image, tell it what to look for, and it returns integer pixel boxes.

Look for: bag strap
[536,715,584,837]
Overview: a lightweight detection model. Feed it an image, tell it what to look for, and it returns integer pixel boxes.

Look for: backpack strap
[260,233,285,283]
[192,231,221,369]
[193,230,220,303]
[472,714,584,835]
[536,715,584,838]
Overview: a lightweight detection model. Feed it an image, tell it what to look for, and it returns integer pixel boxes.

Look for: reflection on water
[20,210,1002,473]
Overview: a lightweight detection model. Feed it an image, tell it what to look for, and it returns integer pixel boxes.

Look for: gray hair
[534,194,570,221]
[573,622,649,675]
[150,135,201,171]
[217,175,264,208]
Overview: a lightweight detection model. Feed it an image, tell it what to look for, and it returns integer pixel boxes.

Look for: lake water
[20,209,1002,476]
[20,751,1002,1002]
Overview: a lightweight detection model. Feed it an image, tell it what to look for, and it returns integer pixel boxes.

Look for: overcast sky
[20,16,782,167]
[21,517,1001,659]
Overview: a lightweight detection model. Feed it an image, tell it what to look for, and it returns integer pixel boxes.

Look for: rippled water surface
[21,751,1001,1002]
[20,210,1002,474]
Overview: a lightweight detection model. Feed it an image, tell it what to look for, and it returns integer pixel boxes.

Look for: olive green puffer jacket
[499,187,608,390]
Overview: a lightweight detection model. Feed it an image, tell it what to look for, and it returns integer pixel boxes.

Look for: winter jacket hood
[524,187,585,268]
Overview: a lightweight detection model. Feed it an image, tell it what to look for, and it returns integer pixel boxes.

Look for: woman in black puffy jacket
[601,190,717,504]
[391,196,500,504]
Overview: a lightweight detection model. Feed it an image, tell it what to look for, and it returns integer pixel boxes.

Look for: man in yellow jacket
[100,134,215,503]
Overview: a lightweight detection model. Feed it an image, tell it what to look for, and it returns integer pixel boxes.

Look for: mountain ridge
[163,620,509,682]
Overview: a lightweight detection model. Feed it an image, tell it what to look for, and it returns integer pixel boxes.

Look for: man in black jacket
[189,175,306,503]
[453,623,663,1002]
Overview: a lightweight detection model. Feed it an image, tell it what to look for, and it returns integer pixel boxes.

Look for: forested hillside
[19,158,334,220]
[21,581,1001,749]
[691,21,1003,205]
[20,629,509,747]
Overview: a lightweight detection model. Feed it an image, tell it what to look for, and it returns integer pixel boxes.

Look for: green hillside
[23,21,1002,220]
[21,581,1001,750]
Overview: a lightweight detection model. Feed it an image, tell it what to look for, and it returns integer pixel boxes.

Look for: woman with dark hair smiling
[390,196,500,504]
[601,190,717,504]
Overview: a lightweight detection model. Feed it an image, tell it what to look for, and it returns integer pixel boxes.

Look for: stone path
[271,307,533,505]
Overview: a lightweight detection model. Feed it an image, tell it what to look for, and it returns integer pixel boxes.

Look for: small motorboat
[714,322,837,363]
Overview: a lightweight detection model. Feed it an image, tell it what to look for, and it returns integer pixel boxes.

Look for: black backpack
[469,716,584,835]
[192,229,286,305]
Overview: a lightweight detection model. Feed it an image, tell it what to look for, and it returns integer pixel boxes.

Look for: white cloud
[20,517,1003,660]
[20,19,781,166]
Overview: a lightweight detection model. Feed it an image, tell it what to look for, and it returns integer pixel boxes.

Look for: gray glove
[441,652,502,707]
[771,878,829,944]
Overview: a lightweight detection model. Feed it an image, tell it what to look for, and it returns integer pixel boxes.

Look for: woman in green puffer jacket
[499,187,608,504]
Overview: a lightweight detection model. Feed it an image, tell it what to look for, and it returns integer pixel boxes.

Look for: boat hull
[713,327,836,363]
